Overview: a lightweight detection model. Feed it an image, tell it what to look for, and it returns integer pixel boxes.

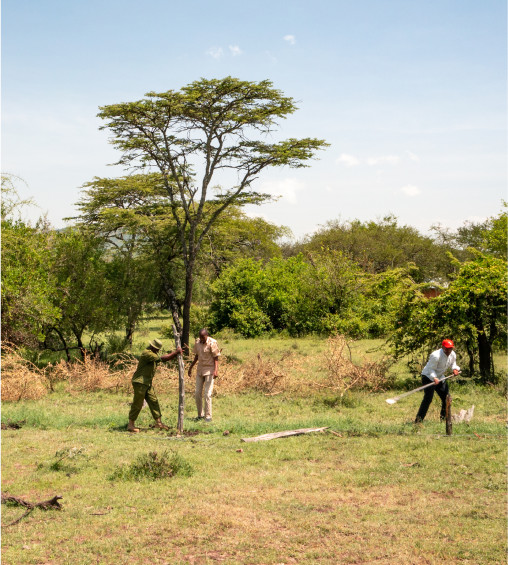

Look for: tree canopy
[98,77,328,348]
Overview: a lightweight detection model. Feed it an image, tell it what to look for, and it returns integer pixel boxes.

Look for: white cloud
[336,153,361,167]
[229,45,243,56]
[406,151,420,162]
[367,155,400,166]
[401,184,421,197]
[206,46,224,59]
[284,34,296,45]
[265,51,278,64]
[261,178,304,204]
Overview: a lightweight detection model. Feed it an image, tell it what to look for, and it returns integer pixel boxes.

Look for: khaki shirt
[132,349,161,386]
[193,337,220,376]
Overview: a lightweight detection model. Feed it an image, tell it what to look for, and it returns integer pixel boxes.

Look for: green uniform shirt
[131,349,161,386]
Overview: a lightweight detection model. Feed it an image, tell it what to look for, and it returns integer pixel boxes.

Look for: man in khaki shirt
[188,329,220,422]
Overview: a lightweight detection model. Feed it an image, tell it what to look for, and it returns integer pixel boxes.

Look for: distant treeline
[2,173,506,382]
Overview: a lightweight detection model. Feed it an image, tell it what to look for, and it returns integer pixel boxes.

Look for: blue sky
[2,0,506,238]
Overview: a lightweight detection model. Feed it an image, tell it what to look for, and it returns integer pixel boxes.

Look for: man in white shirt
[415,339,460,423]
[188,329,220,423]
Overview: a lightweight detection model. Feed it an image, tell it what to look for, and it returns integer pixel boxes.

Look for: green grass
[2,336,506,564]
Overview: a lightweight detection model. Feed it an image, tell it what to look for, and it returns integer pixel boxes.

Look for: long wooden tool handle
[387,374,455,404]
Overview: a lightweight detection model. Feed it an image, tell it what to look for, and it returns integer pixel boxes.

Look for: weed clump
[48,447,86,473]
[109,451,193,482]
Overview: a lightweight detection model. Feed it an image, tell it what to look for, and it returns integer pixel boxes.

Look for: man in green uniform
[128,339,182,433]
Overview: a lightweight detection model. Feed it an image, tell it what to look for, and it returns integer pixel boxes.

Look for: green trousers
[129,383,162,422]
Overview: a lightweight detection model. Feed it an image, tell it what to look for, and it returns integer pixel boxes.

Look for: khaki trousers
[195,373,214,418]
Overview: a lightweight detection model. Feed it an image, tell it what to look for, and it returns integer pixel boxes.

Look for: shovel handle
[386,373,457,405]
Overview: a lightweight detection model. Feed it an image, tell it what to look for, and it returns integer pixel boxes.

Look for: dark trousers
[415,376,449,422]
[129,383,162,422]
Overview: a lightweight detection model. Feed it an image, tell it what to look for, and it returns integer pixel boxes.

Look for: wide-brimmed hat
[149,339,163,350]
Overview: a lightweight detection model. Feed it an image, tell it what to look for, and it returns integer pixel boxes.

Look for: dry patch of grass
[3,336,392,403]
[1,345,49,401]
[2,427,504,565]
[217,335,393,398]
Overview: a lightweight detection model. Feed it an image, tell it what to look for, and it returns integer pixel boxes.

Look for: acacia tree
[75,174,181,345]
[98,76,327,349]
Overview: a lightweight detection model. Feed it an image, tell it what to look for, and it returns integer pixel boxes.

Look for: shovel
[386,373,457,405]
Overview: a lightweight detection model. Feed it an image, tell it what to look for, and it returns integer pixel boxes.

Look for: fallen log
[241,427,329,443]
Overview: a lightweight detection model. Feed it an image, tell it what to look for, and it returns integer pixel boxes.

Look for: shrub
[109,450,193,481]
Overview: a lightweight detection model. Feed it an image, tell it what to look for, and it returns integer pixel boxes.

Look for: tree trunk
[477,330,492,383]
[73,328,85,360]
[465,341,475,376]
[52,328,71,362]
[181,267,195,355]
[125,319,135,347]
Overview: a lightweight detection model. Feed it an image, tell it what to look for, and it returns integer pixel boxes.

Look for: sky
[2,0,506,239]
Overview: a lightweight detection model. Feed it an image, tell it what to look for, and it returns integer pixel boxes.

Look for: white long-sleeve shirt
[422,349,460,381]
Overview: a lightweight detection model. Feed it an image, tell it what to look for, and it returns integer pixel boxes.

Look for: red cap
[442,339,454,349]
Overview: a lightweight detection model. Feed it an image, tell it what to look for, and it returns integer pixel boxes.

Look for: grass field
[2,335,506,564]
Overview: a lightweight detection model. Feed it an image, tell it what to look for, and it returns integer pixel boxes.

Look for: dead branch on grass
[1,493,63,527]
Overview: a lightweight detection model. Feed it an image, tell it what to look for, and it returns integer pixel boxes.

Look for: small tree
[389,251,507,382]
[98,76,328,350]
[44,227,121,360]
[1,175,60,347]
[75,174,180,345]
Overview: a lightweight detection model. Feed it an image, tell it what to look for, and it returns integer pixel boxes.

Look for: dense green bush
[209,254,411,339]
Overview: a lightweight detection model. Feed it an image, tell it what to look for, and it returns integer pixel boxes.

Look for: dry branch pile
[51,353,134,393]
[1,345,49,401]
[319,335,393,396]
[216,352,304,395]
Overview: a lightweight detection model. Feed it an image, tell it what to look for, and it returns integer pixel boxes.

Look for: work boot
[154,418,169,430]
[127,420,140,433]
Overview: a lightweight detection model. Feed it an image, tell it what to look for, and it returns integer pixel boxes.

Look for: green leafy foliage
[432,203,507,262]
[1,175,60,346]
[43,227,122,358]
[292,214,451,283]
[210,254,415,338]
[389,251,507,382]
